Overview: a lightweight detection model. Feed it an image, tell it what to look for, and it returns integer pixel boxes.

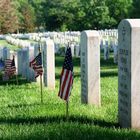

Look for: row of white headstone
[27,30,118,60]
[98,29,118,37]
[17,39,55,89]
[10,29,118,45]
[3,29,118,60]
[99,29,118,63]
[6,36,31,48]
[80,19,140,130]
[29,32,80,57]
[5,34,81,58]
[100,38,118,63]
[0,38,55,89]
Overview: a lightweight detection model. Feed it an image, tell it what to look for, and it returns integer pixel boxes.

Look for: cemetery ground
[0,53,140,140]
[0,40,18,50]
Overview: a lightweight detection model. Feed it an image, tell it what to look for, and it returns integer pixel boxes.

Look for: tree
[73,0,111,30]
[106,0,133,27]
[0,0,19,34]
[21,4,35,32]
[65,0,85,31]
[42,0,73,31]
[42,0,111,31]
[0,0,135,33]
[29,0,45,31]
[131,0,140,18]
[17,0,36,32]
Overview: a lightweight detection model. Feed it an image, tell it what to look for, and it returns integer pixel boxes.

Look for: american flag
[4,56,16,76]
[29,52,43,78]
[58,47,74,101]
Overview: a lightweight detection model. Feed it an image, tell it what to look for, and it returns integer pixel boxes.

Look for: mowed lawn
[0,40,19,50]
[0,52,140,140]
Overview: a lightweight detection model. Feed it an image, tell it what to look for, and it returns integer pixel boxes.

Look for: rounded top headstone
[118,19,140,29]
[81,30,100,38]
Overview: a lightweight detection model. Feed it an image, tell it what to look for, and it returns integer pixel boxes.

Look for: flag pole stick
[40,75,43,103]
[66,100,69,120]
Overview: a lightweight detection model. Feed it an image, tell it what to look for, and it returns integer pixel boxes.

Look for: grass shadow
[0,75,31,86]
[101,71,118,77]
[5,103,48,108]
[0,115,119,129]
[100,58,117,68]
[100,52,118,68]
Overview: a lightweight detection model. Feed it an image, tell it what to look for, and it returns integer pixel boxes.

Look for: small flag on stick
[58,46,74,119]
[29,51,43,103]
[58,47,73,101]
[29,52,43,78]
[4,56,16,77]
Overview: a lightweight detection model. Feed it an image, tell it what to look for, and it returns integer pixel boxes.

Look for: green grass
[0,40,19,50]
[0,53,140,140]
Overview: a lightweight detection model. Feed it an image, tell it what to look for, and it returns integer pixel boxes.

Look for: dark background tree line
[0,0,139,34]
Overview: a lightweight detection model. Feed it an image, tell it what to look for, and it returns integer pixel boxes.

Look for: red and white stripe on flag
[29,52,43,78]
[58,69,73,101]
[34,65,43,78]
[5,59,16,76]
[5,59,12,74]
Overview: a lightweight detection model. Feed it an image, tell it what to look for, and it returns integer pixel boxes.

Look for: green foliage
[80,0,110,29]
[29,0,45,31]
[0,54,140,139]
[106,0,133,27]
[42,0,133,31]
[42,0,74,31]
[0,0,19,34]
[0,0,36,34]
[17,0,36,33]
[0,0,138,33]
[131,0,140,18]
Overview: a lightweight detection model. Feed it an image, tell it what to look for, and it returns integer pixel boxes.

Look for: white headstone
[104,41,109,60]
[42,39,55,89]
[28,46,35,81]
[118,19,140,129]
[34,43,40,57]
[3,47,10,60]
[80,30,100,105]
[54,43,59,54]
[70,43,75,57]
[17,49,23,75]
[0,47,3,59]
[100,39,104,50]
[22,48,29,79]
[113,43,118,64]
[75,44,80,57]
